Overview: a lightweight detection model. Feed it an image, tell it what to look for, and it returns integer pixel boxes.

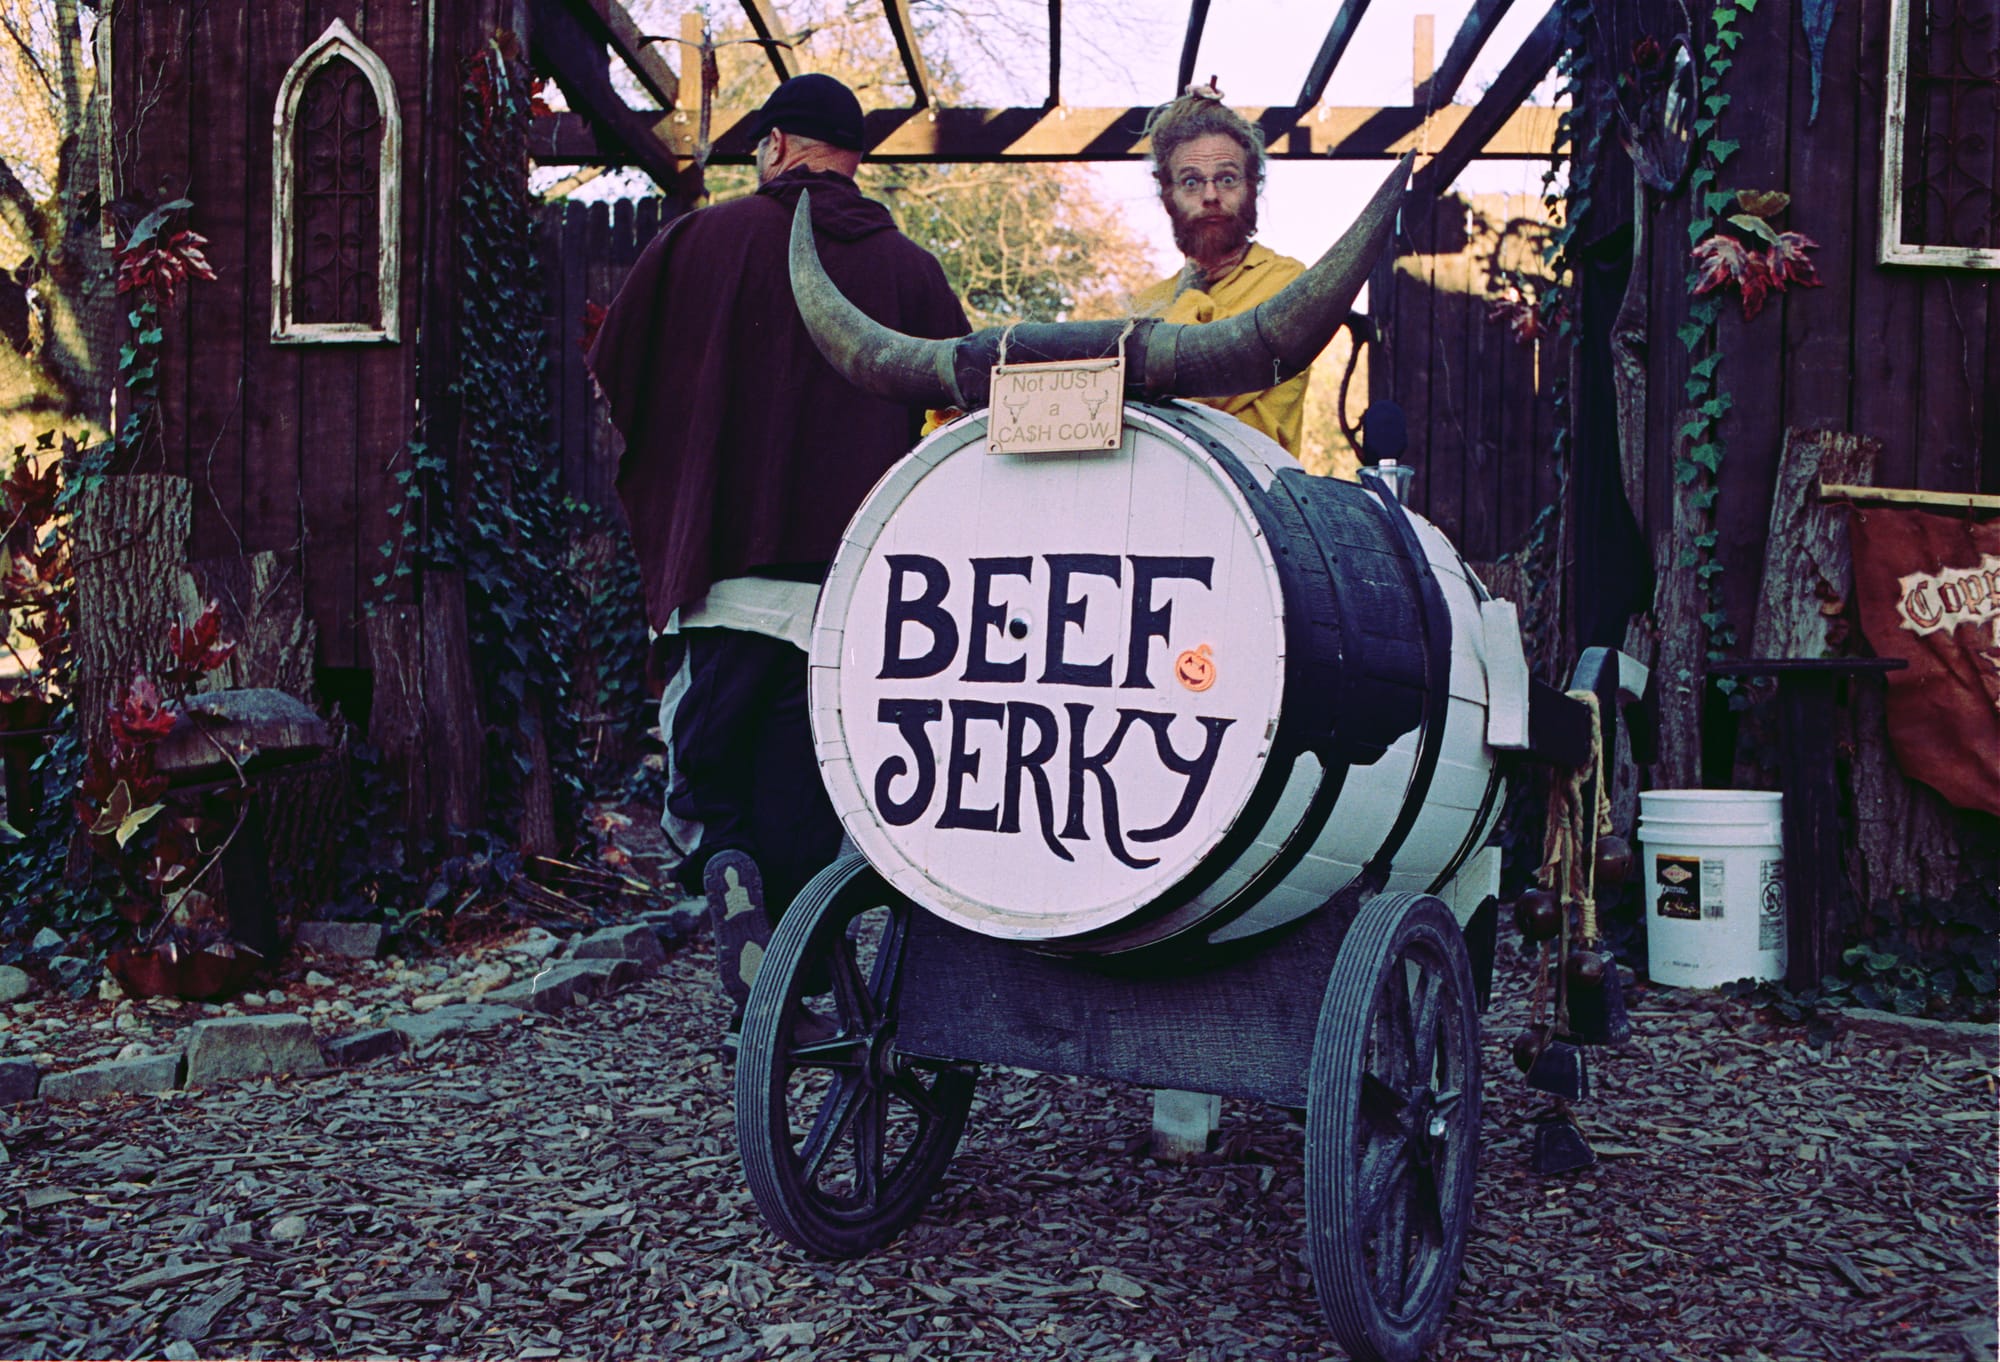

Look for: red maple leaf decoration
[109,672,177,750]
[1769,231,1824,289]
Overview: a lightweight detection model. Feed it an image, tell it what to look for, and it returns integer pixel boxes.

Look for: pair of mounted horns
[788,152,1414,411]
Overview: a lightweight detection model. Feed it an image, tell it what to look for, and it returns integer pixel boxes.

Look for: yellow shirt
[1132,242,1311,455]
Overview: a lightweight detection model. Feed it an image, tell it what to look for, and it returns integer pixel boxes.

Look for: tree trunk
[177,551,319,700]
[72,473,190,754]
[362,572,486,840]
[1849,684,1973,908]
[1611,177,1650,526]
[1648,411,1705,789]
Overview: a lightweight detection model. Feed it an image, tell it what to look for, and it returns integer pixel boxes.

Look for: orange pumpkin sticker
[1175,644,1216,692]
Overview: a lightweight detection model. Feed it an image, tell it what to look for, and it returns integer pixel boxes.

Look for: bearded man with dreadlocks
[1132,84,1312,455]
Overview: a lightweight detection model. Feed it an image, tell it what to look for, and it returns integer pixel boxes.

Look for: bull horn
[789,190,965,408]
[1145,151,1414,400]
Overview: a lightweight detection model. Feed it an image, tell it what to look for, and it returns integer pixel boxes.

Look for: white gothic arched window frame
[272,18,403,342]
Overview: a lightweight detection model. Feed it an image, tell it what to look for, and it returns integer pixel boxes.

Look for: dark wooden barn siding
[115,0,525,675]
[538,196,674,511]
[1604,0,1999,642]
[1369,191,1569,563]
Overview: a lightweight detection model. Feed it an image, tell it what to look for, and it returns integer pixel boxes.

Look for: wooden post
[1648,411,1706,788]
[1712,659,1905,991]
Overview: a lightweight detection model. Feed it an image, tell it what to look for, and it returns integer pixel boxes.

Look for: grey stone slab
[0,964,28,1003]
[39,1053,180,1102]
[640,901,707,951]
[387,1003,519,1048]
[487,957,640,1015]
[321,1027,406,1067]
[0,1057,38,1103]
[575,923,666,968]
[183,1014,325,1087]
[47,955,94,998]
[28,927,62,957]
[293,921,384,959]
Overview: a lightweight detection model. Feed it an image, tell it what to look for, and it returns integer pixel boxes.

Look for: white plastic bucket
[1635,789,1786,988]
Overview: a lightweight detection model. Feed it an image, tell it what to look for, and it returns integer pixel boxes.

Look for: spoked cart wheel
[736,853,977,1257]
[1306,892,1482,1362]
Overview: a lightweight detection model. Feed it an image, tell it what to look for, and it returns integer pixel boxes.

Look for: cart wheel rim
[1307,892,1481,1362]
[736,854,975,1257]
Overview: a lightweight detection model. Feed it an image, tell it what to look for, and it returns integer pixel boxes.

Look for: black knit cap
[748,73,865,151]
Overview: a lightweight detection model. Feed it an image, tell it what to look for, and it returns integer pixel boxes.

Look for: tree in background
[582,0,1158,326]
[0,0,114,441]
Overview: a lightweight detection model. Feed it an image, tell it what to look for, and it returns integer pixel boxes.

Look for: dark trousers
[657,627,843,925]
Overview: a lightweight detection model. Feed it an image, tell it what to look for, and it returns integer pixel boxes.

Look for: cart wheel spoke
[737,854,976,1258]
[829,935,877,1030]
[1357,1136,1411,1226]
[1409,968,1444,1081]
[1308,892,1482,1362]
[1358,1072,1406,1136]
[868,903,911,1011]
[800,1072,866,1184]
[852,1086,888,1205]
[1409,1159,1446,1248]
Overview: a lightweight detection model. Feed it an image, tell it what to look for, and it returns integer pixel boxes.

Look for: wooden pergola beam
[1174,0,1211,95]
[1413,0,1519,110]
[529,0,682,190]
[737,0,798,81]
[531,101,1560,165]
[1296,0,1375,108]
[881,0,934,109]
[564,0,678,110]
[1408,1,1563,198]
[1047,0,1061,108]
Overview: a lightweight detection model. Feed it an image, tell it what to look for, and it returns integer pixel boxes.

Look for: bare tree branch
[0,150,46,248]
[52,0,81,141]
[0,4,58,109]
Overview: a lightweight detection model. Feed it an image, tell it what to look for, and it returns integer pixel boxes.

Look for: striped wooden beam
[1296,0,1375,109]
[530,102,1560,165]
[566,0,678,110]
[1413,0,1519,110]
[881,0,933,109]
[736,0,797,81]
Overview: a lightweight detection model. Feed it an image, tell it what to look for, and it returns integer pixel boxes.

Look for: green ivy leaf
[1701,393,1735,417]
[1704,93,1729,117]
[1706,189,1737,214]
[1708,137,1740,164]
[1674,460,1701,485]
[1691,353,1724,380]
[1709,57,1733,77]
[1679,321,1709,351]
[1720,27,1744,48]
[1691,441,1725,470]
[1694,116,1717,137]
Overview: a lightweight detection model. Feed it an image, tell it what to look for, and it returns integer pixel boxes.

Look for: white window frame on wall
[1878,0,2000,269]
[271,18,403,342]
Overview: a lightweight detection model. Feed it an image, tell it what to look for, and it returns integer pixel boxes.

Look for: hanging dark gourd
[1513,886,1563,942]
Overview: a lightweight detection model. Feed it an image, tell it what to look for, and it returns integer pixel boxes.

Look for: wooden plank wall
[116,0,429,672]
[537,195,674,511]
[1369,191,1569,563]
[1612,0,1999,642]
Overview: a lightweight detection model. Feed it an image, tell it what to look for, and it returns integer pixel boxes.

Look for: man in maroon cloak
[587,74,968,1030]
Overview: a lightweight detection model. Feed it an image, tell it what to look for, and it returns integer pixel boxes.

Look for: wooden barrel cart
[732,400,1598,1362]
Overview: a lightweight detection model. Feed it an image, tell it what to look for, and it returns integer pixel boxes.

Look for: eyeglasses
[1173,171,1244,195]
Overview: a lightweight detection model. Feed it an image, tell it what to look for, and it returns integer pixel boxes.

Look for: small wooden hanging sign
[986,357,1125,455]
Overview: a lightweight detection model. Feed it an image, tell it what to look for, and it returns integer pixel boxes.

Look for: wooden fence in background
[1367,191,1569,565]
[538,196,676,511]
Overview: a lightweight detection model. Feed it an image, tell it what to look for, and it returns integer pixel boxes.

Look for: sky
[587,1,1567,278]
[1028,0,1567,275]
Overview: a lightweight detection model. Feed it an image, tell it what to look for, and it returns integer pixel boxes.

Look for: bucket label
[1759,859,1785,951]
[1701,860,1727,918]
[1655,854,1702,920]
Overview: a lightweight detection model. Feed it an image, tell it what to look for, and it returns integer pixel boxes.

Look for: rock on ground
[183,1015,325,1087]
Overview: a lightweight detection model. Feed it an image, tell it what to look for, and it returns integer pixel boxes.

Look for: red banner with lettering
[1850,507,2000,819]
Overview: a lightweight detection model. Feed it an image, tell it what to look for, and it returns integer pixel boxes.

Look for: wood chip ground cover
[0,942,1992,1361]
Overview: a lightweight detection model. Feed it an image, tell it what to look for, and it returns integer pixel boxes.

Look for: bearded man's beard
[1169,194,1257,263]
